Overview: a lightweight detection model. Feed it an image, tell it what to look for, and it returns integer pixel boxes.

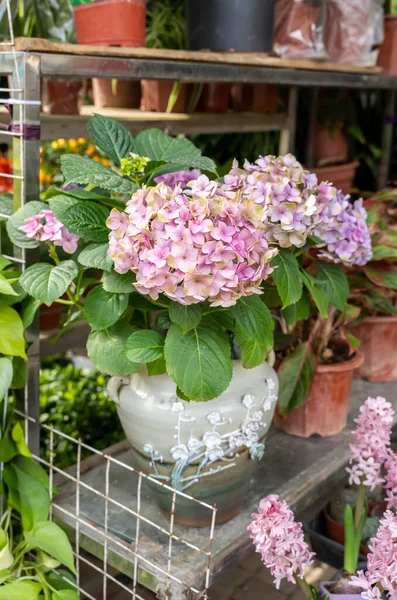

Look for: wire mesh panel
[0,3,217,598]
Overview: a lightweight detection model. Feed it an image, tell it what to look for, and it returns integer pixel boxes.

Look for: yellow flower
[57,139,66,148]
[39,170,46,185]
[78,137,87,145]
[93,156,102,162]
[101,158,111,167]
[87,145,97,157]
[68,139,78,150]
[40,158,43,166]
[51,141,58,150]
[45,173,52,184]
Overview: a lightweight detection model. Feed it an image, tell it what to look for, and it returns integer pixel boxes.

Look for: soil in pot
[378,16,397,75]
[274,350,364,438]
[320,577,364,599]
[231,84,279,113]
[92,78,141,109]
[108,361,279,526]
[42,80,82,115]
[349,316,397,382]
[195,83,230,114]
[314,126,349,167]
[74,0,145,47]
[141,80,189,113]
[186,0,275,52]
[312,161,358,194]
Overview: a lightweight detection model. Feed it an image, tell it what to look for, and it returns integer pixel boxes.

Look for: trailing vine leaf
[371,245,397,260]
[271,249,302,308]
[0,273,18,296]
[0,357,13,401]
[6,200,47,249]
[0,581,43,599]
[87,114,135,166]
[26,521,76,574]
[78,243,113,271]
[21,297,41,328]
[277,342,316,417]
[364,265,397,290]
[49,195,110,242]
[84,287,129,330]
[20,261,78,306]
[164,318,232,401]
[125,330,164,363]
[0,306,26,358]
[87,323,140,376]
[61,154,137,194]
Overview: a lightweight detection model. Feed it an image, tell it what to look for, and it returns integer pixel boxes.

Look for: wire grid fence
[0,5,218,599]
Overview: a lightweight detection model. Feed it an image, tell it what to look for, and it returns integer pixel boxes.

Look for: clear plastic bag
[274,0,384,65]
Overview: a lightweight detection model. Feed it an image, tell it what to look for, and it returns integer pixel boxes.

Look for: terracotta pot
[378,16,397,76]
[274,0,324,59]
[42,80,82,115]
[325,512,369,556]
[274,351,364,438]
[141,80,189,113]
[314,126,349,167]
[312,161,358,194]
[325,0,374,65]
[231,84,278,113]
[108,360,279,526]
[320,582,362,600]
[92,78,141,109]
[40,304,64,331]
[349,316,397,382]
[74,0,145,47]
[195,83,230,113]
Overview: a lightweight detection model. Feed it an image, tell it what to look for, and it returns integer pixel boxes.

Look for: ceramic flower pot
[314,126,349,168]
[108,360,279,526]
[187,0,275,52]
[349,316,397,382]
[92,78,141,109]
[195,83,231,114]
[74,0,145,47]
[320,581,362,600]
[141,80,190,113]
[231,84,279,114]
[378,16,397,75]
[273,352,364,438]
[312,161,358,195]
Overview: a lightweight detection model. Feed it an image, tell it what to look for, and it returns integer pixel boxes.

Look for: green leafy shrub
[40,359,124,469]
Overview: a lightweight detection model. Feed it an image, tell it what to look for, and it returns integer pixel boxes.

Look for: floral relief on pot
[108,361,278,493]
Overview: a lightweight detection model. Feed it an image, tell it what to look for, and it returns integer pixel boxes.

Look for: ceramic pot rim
[320,581,363,599]
[74,0,144,11]
[316,350,364,373]
[360,315,397,324]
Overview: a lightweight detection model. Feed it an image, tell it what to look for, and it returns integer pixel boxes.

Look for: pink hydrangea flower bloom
[351,511,397,599]
[106,178,278,307]
[346,396,394,490]
[19,209,80,254]
[154,169,201,187]
[247,494,314,589]
[225,154,337,249]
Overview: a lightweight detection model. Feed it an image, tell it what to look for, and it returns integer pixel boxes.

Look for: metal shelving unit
[1,37,397,599]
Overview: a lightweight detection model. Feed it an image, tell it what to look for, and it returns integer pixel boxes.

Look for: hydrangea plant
[8,116,372,403]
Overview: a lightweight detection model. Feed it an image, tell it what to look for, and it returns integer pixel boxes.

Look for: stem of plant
[297,576,315,600]
[354,483,366,531]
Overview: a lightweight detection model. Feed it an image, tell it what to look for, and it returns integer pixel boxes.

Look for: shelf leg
[11,53,41,456]
[378,89,396,190]
[279,86,298,155]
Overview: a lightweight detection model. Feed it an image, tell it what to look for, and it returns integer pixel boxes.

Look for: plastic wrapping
[274,0,384,65]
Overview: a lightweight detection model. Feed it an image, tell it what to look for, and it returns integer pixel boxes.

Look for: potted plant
[378,0,397,75]
[347,189,397,381]
[0,262,78,597]
[248,396,396,600]
[274,0,327,59]
[225,159,372,438]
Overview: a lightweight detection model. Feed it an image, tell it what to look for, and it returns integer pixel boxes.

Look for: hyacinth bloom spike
[346,396,394,490]
[248,495,315,596]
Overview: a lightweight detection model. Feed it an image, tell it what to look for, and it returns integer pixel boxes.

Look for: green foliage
[102,271,135,293]
[40,361,124,469]
[49,195,110,242]
[277,343,316,417]
[271,250,302,308]
[87,114,135,166]
[146,0,186,50]
[164,319,232,401]
[0,307,26,359]
[84,287,128,329]
[78,242,113,271]
[125,330,165,363]
[317,261,349,311]
[86,323,140,376]
[61,154,137,194]
[6,201,47,249]
[20,262,78,306]
[168,303,202,332]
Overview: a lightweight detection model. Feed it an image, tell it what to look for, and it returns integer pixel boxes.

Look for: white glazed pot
[108,359,278,525]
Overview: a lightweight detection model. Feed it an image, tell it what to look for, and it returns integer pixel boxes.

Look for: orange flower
[0,157,13,191]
